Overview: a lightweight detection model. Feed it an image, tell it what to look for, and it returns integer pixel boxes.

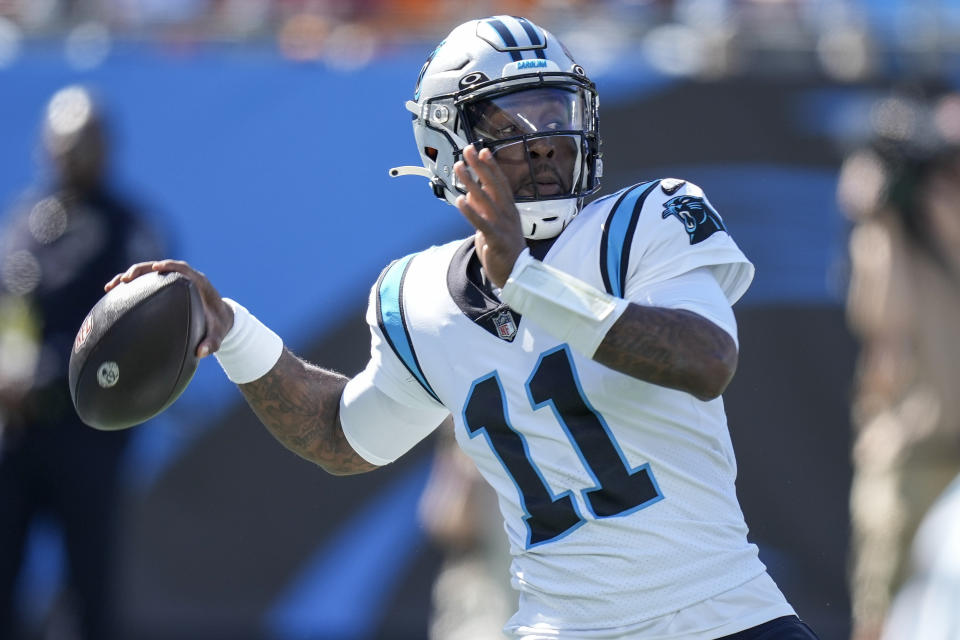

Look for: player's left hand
[454,145,526,288]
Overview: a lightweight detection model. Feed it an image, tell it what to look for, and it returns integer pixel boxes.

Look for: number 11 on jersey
[463,344,663,548]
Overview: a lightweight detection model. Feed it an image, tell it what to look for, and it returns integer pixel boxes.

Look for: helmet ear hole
[425,147,438,161]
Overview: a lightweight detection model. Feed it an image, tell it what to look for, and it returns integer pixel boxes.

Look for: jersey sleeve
[600,179,755,305]
[630,266,739,347]
[339,271,450,466]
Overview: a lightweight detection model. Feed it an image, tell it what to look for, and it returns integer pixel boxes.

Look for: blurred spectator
[0,0,958,81]
[881,472,960,640]
[0,85,167,640]
[418,421,513,640]
[837,89,960,640]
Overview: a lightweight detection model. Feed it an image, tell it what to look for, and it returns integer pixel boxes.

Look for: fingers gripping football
[454,146,526,288]
[106,259,233,358]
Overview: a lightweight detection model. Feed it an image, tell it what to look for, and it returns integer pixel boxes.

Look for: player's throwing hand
[105,259,233,358]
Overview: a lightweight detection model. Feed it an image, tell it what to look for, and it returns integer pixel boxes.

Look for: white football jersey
[352,179,770,632]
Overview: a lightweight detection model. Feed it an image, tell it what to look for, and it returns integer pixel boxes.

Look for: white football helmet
[390,16,602,240]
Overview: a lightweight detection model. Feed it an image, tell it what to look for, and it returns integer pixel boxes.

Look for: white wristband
[214,298,284,384]
[500,249,628,357]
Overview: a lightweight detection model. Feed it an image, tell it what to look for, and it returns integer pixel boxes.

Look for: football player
[109,16,819,640]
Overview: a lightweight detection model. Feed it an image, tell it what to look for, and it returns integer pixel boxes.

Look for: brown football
[68,271,205,430]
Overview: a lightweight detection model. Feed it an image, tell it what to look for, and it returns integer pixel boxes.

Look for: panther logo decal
[661,195,726,244]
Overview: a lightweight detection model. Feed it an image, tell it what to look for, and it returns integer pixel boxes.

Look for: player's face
[466,88,582,199]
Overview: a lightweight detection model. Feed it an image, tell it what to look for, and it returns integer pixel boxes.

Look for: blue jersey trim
[599,180,661,298]
[375,254,440,403]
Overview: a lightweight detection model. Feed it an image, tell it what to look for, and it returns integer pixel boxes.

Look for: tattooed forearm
[238,349,378,475]
[593,305,738,401]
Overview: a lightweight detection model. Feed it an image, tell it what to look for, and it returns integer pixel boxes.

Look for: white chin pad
[519,199,579,240]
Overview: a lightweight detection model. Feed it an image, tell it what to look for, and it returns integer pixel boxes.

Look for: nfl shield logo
[492,309,517,341]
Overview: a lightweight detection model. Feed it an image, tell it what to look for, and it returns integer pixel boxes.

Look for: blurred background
[1,1,959,639]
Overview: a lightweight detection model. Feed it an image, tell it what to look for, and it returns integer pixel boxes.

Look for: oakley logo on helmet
[459,72,490,90]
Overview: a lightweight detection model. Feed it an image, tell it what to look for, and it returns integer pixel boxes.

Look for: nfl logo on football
[493,309,517,341]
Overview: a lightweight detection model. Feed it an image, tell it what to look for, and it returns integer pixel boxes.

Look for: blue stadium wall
[0,44,865,639]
